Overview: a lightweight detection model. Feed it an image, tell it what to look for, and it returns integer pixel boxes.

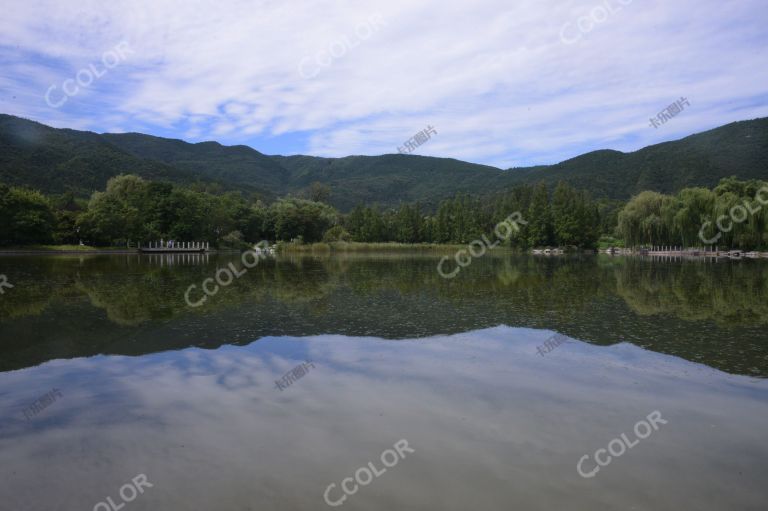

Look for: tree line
[0,176,606,249]
[617,177,768,249]
[345,182,601,248]
[3,173,764,250]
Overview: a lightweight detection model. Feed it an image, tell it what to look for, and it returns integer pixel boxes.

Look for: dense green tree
[303,182,332,203]
[551,182,580,246]
[672,188,715,247]
[0,184,56,245]
[393,203,424,243]
[323,225,352,242]
[76,175,148,245]
[618,191,672,246]
[341,184,601,248]
[527,183,553,247]
[618,177,768,249]
[1,174,613,250]
[269,198,338,242]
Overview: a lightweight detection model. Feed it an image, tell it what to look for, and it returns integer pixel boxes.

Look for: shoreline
[0,248,137,255]
[0,248,232,256]
[2,243,767,258]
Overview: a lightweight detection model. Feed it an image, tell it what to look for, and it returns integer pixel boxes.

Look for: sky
[1,0,767,169]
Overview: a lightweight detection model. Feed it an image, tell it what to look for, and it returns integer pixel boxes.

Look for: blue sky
[1,0,767,169]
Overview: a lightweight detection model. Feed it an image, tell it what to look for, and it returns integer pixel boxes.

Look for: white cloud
[0,0,766,166]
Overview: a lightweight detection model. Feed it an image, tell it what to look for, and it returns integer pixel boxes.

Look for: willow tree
[618,191,675,246]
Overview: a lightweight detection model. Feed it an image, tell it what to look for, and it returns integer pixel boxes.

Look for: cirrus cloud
[0,0,766,168]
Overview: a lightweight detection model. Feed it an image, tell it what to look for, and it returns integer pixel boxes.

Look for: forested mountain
[1,113,766,210]
[102,132,286,199]
[0,114,222,195]
[271,154,507,211]
[509,118,768,197]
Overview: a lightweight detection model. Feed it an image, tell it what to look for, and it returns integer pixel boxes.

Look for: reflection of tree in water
[68,255,203,325]
[495,257,522,287]
[5,255,768,332]
[269,257,337,305]
[429,256,605,328]
[0,279,55,320]
[76,272,177,326]
[0,257,80,321]
[614,259,768,326]
[73,255,344,325]
[2,254,768,376]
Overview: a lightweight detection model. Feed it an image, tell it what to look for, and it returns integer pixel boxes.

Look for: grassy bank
[597,236,625,250]
[0,245,136,255]
[276,241,473,254]
[275,242,602,255]
[0,244,133,253]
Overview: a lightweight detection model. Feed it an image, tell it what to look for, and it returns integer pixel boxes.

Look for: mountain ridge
[1,113,766,210]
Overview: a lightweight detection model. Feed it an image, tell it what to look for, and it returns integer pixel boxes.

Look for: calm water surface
[1,253,766,510]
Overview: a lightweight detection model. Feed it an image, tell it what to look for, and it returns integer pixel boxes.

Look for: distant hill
[1,113,766,209]
[102,132,286,199]
[0,114,219,196]
[508,118,768,196]
[270,154,508,210]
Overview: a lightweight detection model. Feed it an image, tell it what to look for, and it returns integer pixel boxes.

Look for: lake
[1,253,766,510]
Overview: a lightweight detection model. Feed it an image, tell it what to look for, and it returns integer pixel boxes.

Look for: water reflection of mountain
[0,254,766,376]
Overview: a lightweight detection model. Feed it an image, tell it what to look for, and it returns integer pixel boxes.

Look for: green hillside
[508,118,768,196]
[271,154,509,210]
[1,113,766,209]
[102,132,286,199]
[0,114,217,196]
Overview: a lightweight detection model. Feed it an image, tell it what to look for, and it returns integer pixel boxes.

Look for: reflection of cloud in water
[0,326,766,510]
